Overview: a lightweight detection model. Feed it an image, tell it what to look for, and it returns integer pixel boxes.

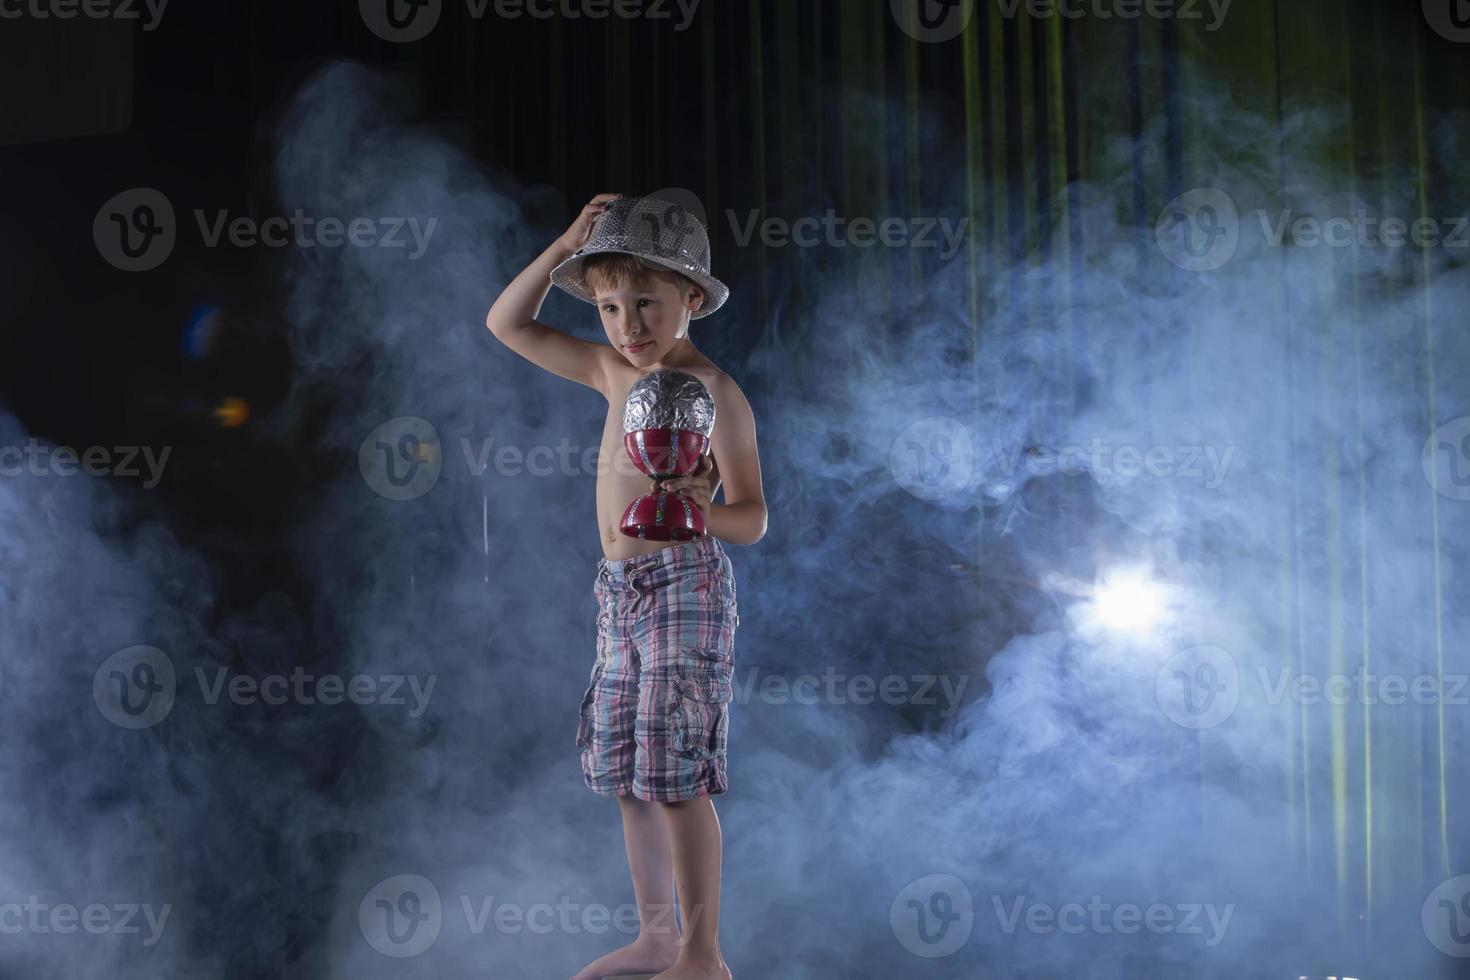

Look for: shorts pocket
[718,560,738,624]
[682,557,720,601]
[687,556,737,621]
[670,666,733,761]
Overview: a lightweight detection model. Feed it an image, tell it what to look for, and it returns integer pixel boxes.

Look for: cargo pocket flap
[676,666,733,704]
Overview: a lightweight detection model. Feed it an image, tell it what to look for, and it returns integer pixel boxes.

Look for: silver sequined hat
[549,195,730,319]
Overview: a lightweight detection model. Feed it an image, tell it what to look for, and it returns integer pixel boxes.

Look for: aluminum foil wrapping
[622,369,716,435]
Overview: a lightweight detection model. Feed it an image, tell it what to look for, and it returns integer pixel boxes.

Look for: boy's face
[593,270,705,368]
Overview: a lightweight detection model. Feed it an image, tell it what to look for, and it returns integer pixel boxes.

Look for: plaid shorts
[576,533,739,802]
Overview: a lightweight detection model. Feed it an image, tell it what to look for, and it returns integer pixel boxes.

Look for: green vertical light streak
[1341,15,1373,934]
[1410,22,1450,883]
[1045,13,1069,357]
[987,0,1006,326]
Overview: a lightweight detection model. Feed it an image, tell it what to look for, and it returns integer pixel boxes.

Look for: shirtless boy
[486,192,766,980]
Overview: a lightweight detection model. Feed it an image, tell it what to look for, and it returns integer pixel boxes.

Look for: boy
[486,192,766,980]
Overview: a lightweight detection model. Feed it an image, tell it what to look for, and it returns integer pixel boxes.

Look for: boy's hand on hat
[558,193,624,253]
[655,454,714,519]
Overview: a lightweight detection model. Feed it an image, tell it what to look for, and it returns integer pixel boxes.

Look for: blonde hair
[581,253,701,307]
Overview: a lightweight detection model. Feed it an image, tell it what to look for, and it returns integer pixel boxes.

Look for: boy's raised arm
[485,193,621,396]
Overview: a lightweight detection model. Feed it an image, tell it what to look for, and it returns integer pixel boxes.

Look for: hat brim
[549,250,729,319]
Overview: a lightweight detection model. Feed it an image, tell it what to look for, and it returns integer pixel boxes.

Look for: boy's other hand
[656,454,714,520]
[558,192,623,253]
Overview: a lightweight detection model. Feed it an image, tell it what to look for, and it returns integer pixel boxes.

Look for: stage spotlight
[1093,572,1164,632]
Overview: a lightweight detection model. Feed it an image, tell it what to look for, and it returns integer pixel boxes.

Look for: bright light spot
[1094,574,1163,632]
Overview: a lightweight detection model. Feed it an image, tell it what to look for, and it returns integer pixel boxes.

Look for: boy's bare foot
[649,953,732,980]
[570,935,679,980]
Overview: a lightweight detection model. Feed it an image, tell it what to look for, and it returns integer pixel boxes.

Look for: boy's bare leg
[650,796,731,980]
[571,794,681,980]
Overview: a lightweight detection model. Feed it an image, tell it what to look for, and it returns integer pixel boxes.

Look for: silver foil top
[622,369,716,435]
